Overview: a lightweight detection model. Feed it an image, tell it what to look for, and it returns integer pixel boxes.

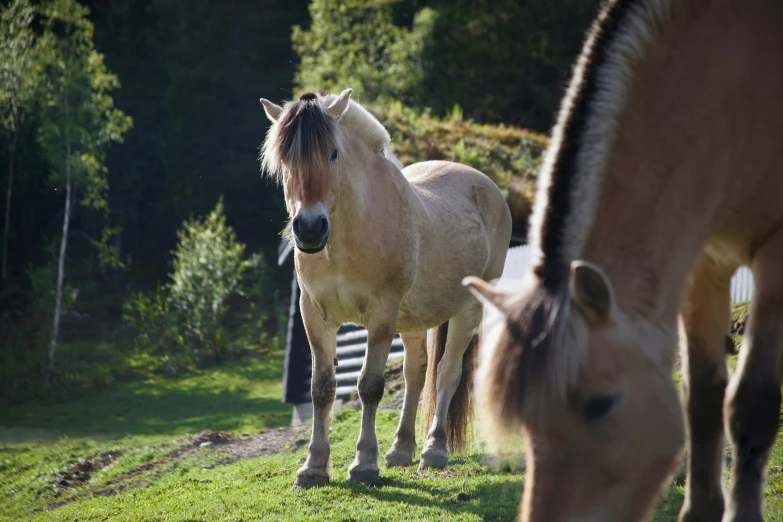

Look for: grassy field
[2,306,783,521]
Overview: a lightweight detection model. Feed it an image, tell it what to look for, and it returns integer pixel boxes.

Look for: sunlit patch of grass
[4,306,783,520]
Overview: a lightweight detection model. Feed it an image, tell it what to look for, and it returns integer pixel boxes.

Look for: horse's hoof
[291,467,329,490]
[721,512,762,522]
[721,504,762,522]
[347,462,380,486]
[677,502,724,522]
[384,446,414,467]
[418,447,448,470]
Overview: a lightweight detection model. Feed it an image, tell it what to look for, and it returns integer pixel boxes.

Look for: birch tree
[38,0,131,383]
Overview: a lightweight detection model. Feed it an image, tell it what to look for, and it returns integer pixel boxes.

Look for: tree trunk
[2,122,20,280]
[45,83,72,384]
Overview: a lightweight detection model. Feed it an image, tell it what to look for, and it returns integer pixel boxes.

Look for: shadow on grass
[332,474,524,522]
[0,355,292,441]
[336,474,684,522]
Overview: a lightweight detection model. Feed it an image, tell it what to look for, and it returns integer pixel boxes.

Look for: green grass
[3,305,783,521]
[0,408,524,522]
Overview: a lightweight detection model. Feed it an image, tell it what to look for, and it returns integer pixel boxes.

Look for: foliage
[413,0,602,131]
[0,240,78,400]
[33,0,132,382]
[169,197,249,354]
[0,0,307,345]
[291,0,602,131]
[0,0,41,134]
[0,0,46,281]
[372,100,549,221]
[123,198,279,375]
[292,0,436,105]
[37,0,133,213]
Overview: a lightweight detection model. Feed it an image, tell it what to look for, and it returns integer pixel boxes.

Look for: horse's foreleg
[347,313,398,485]
[292,294,338,490]
[419,305,479,470]
[725,234,783,522]
[385,331,427,467]
[677,253,733,522]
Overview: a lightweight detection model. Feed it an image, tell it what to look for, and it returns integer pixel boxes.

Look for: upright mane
[482,0,678,431]
[260,91,391,184]
[529,0,674,291]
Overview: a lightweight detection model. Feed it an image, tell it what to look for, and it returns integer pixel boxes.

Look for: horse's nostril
[319,217,328,234]
[292,216,302,235]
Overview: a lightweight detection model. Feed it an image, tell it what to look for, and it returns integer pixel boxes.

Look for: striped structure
[731,266,754,304]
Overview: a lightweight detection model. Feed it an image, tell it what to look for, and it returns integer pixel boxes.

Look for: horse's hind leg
[385,331,427,467]
[725,233,783,522]
[419,302,480,470]
[293,294,339,490]
[677,253,733,522]
[347,309,398,486]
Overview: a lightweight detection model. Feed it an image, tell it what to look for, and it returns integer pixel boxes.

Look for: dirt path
[28,357,408,513]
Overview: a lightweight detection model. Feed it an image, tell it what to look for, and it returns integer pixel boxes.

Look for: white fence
[499,245,755,304]
[730,266,754,304]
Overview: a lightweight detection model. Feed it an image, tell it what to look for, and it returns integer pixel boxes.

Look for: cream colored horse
[259,89,512,488]
[464,0,783,521]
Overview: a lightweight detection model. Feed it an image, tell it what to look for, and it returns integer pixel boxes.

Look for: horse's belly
[396,278,476,333]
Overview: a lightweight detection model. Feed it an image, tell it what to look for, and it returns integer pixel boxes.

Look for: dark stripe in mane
[536,0,638,290]
[274,94,340,169]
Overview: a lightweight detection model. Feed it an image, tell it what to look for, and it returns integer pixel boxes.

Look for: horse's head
[464,261,684,522]
[260,88,392,255]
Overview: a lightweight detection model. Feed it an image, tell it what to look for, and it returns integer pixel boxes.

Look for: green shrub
[123,197,279,375]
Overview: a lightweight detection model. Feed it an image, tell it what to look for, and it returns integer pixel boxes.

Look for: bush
[123,197,280,375]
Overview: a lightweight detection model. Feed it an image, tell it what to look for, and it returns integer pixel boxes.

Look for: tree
[292,0,436,105]
[0,0,42,280]
[37,0,132,383]
[415,0,602,130]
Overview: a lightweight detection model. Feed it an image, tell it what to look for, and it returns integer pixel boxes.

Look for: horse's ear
[462,276,515,317]
[327,88,352,120]
[260,98,283,122]
[569,260,615,325]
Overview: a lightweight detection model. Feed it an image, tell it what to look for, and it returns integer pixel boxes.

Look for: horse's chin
[296,242,327,254]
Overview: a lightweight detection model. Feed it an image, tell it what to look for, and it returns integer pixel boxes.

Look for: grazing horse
[259,89,512,488]
[463,0,783,521]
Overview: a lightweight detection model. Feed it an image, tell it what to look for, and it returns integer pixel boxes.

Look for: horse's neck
[578,2,750,323]
[329,158,411,256]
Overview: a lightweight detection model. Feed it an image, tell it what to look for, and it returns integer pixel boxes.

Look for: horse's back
[394,160,512,330]
[403,160,497,192]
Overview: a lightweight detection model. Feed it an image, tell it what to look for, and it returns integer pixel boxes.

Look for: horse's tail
[421,322,479,454]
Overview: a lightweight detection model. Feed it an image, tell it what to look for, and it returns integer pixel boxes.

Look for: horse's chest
[302,270,369,325]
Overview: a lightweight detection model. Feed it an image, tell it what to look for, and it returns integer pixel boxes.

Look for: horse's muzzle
[292,210,331,254]
[295,238,329,254]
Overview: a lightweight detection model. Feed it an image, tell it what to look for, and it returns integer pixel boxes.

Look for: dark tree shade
[82,0,310,287]
[413,0,602,132]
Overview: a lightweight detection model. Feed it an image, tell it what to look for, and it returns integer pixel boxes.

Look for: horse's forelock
[484,281,584,435]
[261,94,344,202]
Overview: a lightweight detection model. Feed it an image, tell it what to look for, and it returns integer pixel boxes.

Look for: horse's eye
[581,393,619,423]
[330,149,339,162]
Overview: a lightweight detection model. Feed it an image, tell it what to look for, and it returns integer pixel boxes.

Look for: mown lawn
[2,306,783,521]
